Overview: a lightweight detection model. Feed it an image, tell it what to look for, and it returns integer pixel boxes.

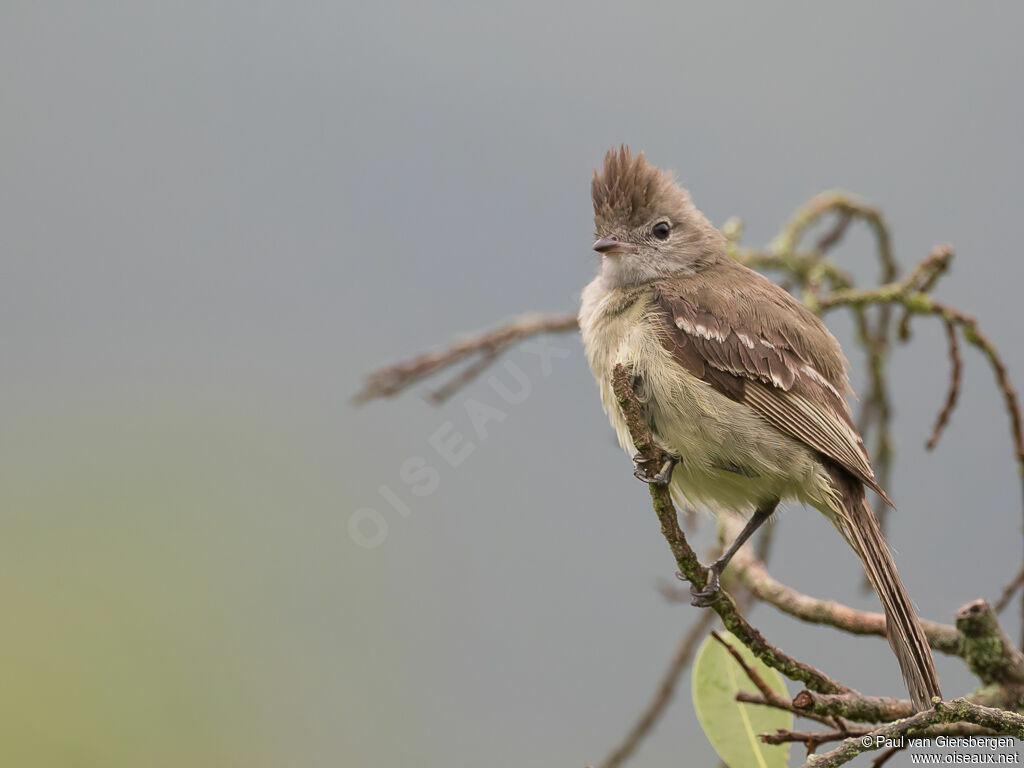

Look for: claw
[632,451,680,486]
[651,458,676,485]
[689,568,722,607]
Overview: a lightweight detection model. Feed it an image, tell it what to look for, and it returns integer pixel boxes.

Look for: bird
[578,145,941,710]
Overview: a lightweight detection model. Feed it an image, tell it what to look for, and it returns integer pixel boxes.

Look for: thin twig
[352,312,578,404]
[926,318,963,450]
[995,565,1024,614]
[817,250,1024,539]
[870,746,902,768]
[736,692,844,729]
[760,727,868,749]
[711,629,778,699]
[426,345,501,403]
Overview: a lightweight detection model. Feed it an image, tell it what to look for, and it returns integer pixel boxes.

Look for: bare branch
[955,599,1024,686]
[711,629,779,700]
[995,565,1024,614]
[926,318,963,450]
[773,191,897,285]
[792,681,1022,725]
[760,727,867,750]
[815,247,1023,486]
[352,312,578,404]
[736,692,841,729]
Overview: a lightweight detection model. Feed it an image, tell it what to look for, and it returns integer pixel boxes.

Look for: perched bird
[578,146,941,709]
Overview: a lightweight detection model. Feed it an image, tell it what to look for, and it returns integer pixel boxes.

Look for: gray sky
[4,2,1024,766]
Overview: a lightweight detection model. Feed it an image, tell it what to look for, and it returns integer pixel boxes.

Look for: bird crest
[591,145,689,230]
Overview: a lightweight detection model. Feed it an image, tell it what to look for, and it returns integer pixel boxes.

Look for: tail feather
[828,470,942,710]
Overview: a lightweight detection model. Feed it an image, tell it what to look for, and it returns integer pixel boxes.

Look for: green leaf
[692,630,793,768]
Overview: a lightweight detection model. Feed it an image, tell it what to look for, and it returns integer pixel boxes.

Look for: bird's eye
[652,221,671,240]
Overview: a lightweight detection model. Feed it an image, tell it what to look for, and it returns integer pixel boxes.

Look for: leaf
[692,630,793,768]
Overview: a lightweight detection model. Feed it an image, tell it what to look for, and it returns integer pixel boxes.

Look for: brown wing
[651,261,892,505]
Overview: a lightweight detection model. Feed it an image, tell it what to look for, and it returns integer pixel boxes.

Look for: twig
[351,312,578,404]
[714,630,846,737]
[995,565,1024,614]
[772,191,897,285]
[926,318,963,450]
[736,692,841,729]
[770,192,901,538]
[870,746,901,768]
[596,611,716,768]
[711,629,779,700]
[816,248,1022,482]
[815,210,854,253]
[816,247,1024,629]
[426,345,501,403]
[760,727,867,749]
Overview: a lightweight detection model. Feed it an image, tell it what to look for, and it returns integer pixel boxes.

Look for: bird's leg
[688,499,779,607]
[633,450,681,486]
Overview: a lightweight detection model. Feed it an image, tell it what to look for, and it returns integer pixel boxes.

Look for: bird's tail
[827,469,942,710]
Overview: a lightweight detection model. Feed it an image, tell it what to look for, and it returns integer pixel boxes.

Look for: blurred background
[3,2,1023,766]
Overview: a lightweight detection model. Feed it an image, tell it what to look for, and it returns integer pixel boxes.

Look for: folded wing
[651,263,891,505]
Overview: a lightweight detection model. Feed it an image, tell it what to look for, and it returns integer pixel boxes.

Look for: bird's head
[591,146,724,286]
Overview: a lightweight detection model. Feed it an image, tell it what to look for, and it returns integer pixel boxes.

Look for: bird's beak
[593,236,637,255]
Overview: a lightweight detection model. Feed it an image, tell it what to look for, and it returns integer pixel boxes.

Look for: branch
[815,245,1024,488]
[771,192,897,286]
[793,690,916,724]
[805,699,1024,768]
[995,565,1024,614]
[737,692,841,729]
[611,364,850,695]
[351,311,578,404]
[760,728,866,750]
[925,318,963,450]
[792,683,1020,725]
[715,629,842,729]
[955,599,1024,686]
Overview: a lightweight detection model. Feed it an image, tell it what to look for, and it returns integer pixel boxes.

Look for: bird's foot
[688,566,723,607]
[632,451,680,486]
